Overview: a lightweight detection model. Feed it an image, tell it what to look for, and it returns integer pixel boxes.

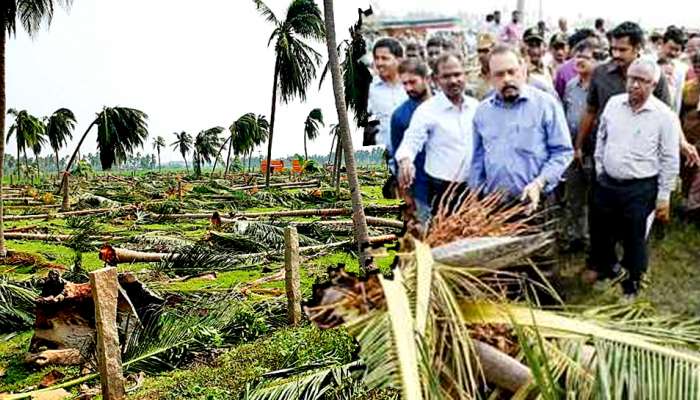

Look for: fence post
[284,226,302,325]
[89,267,125,400]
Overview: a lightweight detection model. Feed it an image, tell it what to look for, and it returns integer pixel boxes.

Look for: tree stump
[284,226,302,325]
[89,267,125,399]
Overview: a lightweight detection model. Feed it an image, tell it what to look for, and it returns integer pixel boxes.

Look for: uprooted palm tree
[252,0,324,188]
[152,136,165,172]
[45,108,76,179]
[192,127,223,178]
[249,192,700,400]
[303,108,323,161]
[1,0,74,257]
[60,107,149,190]
[171,131,192,173]
[7,108,44,181]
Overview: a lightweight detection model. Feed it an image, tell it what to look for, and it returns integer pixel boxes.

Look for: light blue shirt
[470,85,573,197]
[368,76,407,151]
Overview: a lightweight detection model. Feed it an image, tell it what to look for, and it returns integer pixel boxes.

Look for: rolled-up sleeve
[395,104,430,163]
[538,100,574,191]
[657,114,681,202]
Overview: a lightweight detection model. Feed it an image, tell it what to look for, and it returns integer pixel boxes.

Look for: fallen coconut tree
[98,234,398,265]
[4,205,136,221]
[156,205,400,221]
[227,179,320,191]
[3,232,116,242]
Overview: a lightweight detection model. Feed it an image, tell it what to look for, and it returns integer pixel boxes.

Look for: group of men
[367,17,700,299]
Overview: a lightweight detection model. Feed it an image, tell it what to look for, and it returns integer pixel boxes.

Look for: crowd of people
[365,13,700,300]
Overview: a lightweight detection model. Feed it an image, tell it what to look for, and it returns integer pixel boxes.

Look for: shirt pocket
[514,121,546,159]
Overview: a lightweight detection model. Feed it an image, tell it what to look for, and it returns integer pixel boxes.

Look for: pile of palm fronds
[0,274,38,332]
[426,188,537,247]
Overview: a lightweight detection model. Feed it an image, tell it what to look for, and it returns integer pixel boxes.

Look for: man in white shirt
[395,52,479,213]
[368,38,407,152]
[587,58,681,299]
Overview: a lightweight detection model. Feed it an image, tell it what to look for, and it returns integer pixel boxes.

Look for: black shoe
[620,278,640,296]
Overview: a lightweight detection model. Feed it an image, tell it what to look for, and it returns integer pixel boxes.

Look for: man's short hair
[426,36,444,49]
[567,28,596,49]
[486,14,494,22]
[630,58,661,83]
[373,37,403,58]
[434,52,463,74]
[398,58,430,78]
[595,18,605,30]
[610,21,645,48]
[663,26,687,47]
[691,52,700,65]
[487,44,524,64]
[572,39,600,55]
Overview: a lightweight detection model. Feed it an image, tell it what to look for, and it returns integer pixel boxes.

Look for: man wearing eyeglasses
[590,58,681,299]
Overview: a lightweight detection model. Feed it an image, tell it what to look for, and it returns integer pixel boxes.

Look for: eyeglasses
[627,76,653,86]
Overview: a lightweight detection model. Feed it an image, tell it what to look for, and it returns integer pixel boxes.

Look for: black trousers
[590,174,657,289]
[426,175,467,216]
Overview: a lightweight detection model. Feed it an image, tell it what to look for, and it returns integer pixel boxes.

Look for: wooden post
[89,267,125,400]
[284,226,301,325]
[61,173,70,211]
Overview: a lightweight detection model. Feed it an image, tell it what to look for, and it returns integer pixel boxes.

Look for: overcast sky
[6,0,695,163]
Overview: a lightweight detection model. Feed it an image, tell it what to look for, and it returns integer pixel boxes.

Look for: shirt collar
[606,61,624,75]
[621,94,655,113]
[436,91,468,111]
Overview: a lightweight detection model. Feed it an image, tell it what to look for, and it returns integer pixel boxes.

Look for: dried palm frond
[426,187,539,247]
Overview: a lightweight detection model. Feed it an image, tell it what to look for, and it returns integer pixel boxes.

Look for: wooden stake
[89,267,125,399]
[284,226,301,326]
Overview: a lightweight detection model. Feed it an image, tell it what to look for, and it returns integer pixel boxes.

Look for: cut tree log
[4,205,136,221]
[101,234,398,265]
[290,216,403,229]
[228,180,319,191]
[156,205,399,221]
[4,232,116,242]
[472,340,533,392]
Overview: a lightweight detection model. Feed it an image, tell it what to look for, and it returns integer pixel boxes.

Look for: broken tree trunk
[4,205,135,221]
[228,179,319,191]
[61,173,70,211]
[155,205,399,221]
[90,267,126,399]
[289,217,403,230]
[472,340,533,393]
[284,227,302,326]
[3,232,116,242]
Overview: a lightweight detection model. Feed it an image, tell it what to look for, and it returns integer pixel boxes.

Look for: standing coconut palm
[7,108,44,181]
[1,0,73,256]
[45,108,76,179]
[171,131,192,173]
[30,131,46,182]
[303,108,323,161]
[252,0,324,188]
[152,136,165,172]
[192,127,223,178]
[246,114,270,172]
[60,106,148,190]
[322,0,371,270]
[214,113,255,176]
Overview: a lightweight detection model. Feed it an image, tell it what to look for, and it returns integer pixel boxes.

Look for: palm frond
[0,274,38,332]
[252,0,279,25]
[96,107,149,170]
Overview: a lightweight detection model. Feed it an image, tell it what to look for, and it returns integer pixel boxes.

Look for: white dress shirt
[594,93,681,202]
[395,91,479,182]
[368,76,407,150]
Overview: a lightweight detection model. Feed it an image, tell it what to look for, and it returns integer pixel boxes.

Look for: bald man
[586,58,681,299]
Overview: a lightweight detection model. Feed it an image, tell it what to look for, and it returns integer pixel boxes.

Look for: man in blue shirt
[390,59,432,223]
[470,45,573,213]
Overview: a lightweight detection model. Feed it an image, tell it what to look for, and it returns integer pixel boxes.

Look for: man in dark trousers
[390,59,432,225]
[591,58,681,299]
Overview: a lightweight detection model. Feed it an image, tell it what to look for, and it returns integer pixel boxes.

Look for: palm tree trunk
[59,119,97,192]
[304,133,308,161]
[23,151,29,183]
[323,0,372,271]
[247,151,253,172]
[55,150,60,180]
[334,140,342,195]
[0,28,7,256]
[182,154,189,173]
[265,62,280,188]
[211,136,230,176]
[16,145,20,182]
[224,137,233,176]
[328,133,336,164]
[158,148,161,172]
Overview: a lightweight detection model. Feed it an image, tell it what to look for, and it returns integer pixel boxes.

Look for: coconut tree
[30,131,46,182]
[303,108,323,161]
[45,108,75,179]
[60,107,148,190]
[1,0,73,256]
[152,136,165,172]
[192,127,223,178]
[327,123,338,164]
[7,108,44,181]
[321,0,371,270]
[252,0,324,188]
[171,131,192,173]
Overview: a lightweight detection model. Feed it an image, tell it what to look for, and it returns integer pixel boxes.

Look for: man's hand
[681,140,700,168]
[655,201,671,224]
[398,158,415,190]
[520,177,545,215]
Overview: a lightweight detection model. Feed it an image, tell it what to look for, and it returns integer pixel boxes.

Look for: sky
[6,0,696,163]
